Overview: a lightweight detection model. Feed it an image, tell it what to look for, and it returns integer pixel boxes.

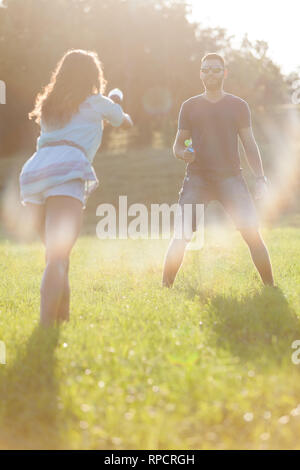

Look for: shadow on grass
[195,286,300,365]
[0,325,65,449]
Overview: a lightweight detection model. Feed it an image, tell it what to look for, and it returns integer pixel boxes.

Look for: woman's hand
[108,88,123,105]
[122,113,134,129]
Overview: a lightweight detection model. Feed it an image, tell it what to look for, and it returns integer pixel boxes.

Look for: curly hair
[29,49,107,128]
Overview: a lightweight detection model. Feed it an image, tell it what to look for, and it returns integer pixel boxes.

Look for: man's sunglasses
[200,67,224,74]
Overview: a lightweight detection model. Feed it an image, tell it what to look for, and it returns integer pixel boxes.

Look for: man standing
[162,53,274,287]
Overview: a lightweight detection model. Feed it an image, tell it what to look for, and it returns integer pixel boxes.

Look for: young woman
[20,49,133,327]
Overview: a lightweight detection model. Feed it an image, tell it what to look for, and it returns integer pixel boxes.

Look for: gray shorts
[178,172,259,232]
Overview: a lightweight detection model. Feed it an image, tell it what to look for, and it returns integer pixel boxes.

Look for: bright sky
[189,0,300,75]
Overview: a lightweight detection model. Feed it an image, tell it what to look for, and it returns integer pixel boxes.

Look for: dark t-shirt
[178,92,251,177]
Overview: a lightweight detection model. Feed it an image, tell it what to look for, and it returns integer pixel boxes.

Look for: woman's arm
[108,89,133,129]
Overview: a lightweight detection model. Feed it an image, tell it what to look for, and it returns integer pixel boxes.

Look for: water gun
[184,139,194,153]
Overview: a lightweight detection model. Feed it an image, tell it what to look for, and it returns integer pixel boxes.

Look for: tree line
[0,0,296,158]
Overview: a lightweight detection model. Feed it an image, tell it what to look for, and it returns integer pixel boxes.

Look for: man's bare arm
[238,126,265,177]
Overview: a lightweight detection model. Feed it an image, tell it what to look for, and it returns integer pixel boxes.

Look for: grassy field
[0,225,300,450]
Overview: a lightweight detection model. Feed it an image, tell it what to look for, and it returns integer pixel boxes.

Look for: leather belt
[39,140,88,159]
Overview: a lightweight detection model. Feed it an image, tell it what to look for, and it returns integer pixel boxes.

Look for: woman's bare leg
[40,196,83,327]
[22,203,45,242]
[57,259,70,323]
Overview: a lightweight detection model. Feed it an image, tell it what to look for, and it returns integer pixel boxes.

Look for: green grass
[0,226,300,449]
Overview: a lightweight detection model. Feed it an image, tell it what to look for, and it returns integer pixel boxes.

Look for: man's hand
[181,148,195,163]
[173,129,195,163]
[254,178,268,200]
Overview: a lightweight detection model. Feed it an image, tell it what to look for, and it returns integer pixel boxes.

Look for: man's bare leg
[162,238,190,287]
[240,228,274,286]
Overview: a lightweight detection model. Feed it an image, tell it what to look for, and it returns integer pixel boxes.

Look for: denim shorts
[22,178,85,206]
[178,172,259,233]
